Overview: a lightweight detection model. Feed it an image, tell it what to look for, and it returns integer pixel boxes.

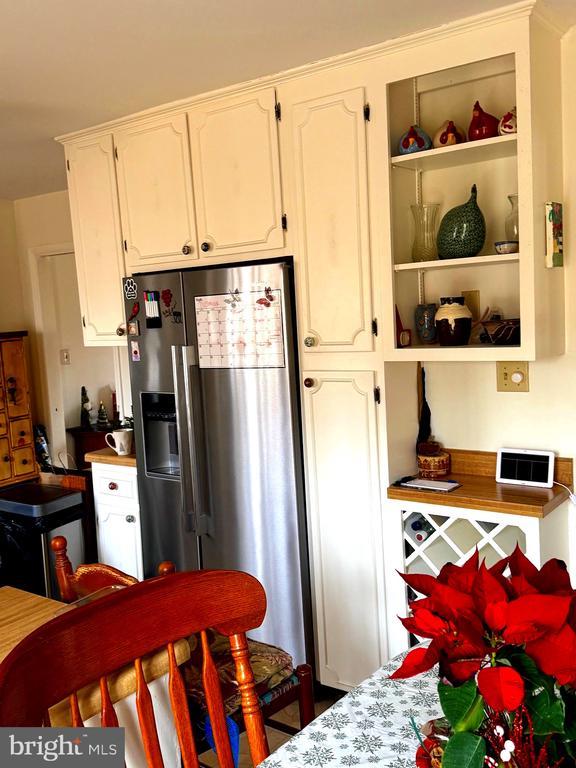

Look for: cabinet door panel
[0,438,11,482]
[291,88,373,352]
[66,135,126,345]
[302,370,384,688]
[2,340,30,419]
[188,88,284,256]
[96,503,143,579]
[115,114,198,267]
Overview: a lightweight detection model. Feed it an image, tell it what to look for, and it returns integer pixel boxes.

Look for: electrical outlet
[496,361,529,392]
[60,348,71,366]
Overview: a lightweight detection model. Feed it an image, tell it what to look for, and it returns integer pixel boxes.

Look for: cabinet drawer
[94,471,138,503]
[0,412,6,437]
[10,418,32,447]
[0,438,12,482]
[13,447,35,477]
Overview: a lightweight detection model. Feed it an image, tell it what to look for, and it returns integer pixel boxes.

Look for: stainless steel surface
[40,533,52,598]
[125,261,312,666]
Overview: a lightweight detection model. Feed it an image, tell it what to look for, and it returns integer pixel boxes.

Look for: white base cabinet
[91,462,143,580]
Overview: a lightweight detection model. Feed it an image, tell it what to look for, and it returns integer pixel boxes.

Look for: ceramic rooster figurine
[468,100,500,141]
[433,120,465,148]
[398,124,432,155]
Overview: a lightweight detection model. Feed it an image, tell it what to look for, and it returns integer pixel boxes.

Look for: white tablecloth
[261,652,442,768]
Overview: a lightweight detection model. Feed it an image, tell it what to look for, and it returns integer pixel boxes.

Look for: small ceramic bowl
[494,240,519,254]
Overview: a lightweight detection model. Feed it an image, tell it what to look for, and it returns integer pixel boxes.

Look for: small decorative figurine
[468,101,500,141]
[80,386,92,429]
[432,120,465,148]
[96,401,109,430]
[398,125,432,155]
[437,184,486,259]
[498,106,517,135]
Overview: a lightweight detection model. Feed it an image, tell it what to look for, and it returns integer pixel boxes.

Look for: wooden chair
[0,568,270,768]
[50,536,315,735]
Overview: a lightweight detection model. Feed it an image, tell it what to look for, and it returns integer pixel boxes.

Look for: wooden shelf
[388,344,522,362]
[390,134,517,171]
[394,253,519,272]
[387,449,573,518]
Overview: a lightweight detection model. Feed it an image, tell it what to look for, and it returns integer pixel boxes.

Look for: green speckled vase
[437,184,486,259]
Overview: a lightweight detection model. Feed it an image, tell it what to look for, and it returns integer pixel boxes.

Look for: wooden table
[0,586,61,662]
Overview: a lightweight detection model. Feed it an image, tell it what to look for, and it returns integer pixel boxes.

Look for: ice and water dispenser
[141,393,180,477]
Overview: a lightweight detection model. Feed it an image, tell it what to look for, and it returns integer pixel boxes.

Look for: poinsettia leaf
[442,732,486,768]
[438,680,477,727]
[503,594,571,643]
[510,573,539,597]
[477,666,525,711]
[526,625,576,686]
[508,544,540,582]
[399,571,437,596]
[484,600,507,631]
[400,608,447,638]
[440,658,484,684]
[529,688,565,735]
[535,558,573,595]
[429,582,476,620]
[389,644,438,679]
[506,649,556,696]
[472,563,508,613]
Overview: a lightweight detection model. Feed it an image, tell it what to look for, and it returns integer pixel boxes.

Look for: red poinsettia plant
[392,547,576,767]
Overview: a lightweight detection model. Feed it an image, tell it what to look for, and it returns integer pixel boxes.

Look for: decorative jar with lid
[434,297,473,346]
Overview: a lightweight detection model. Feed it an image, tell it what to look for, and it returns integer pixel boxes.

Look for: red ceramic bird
[468,101,500,141]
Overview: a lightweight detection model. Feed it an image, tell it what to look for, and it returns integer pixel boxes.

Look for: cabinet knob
[19,430,25,437]
[125,515,135,523]
[201,242,211,253]
[21,459,28,465]
[2,456,9,463]
[303,378,315,388]
[182,244,191,255]
[116,324,126,337]
[108,481,118,491]
[304,336,317,348]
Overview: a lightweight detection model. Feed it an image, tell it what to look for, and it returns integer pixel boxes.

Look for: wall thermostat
[496,448,555,488]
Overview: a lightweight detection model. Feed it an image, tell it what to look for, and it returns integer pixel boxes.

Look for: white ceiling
[1,0,574,200]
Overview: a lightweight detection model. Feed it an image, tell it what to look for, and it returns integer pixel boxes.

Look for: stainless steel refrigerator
[123,259,312,665]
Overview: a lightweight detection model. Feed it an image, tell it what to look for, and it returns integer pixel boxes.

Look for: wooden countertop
[387,448,573,518]
[84,447,137,467]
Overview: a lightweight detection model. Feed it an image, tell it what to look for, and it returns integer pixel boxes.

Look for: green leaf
[506,651,565,735]
[442,732,486,768]
[438,680,484,731]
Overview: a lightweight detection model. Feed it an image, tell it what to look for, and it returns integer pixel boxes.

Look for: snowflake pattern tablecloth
[260,653,442,768]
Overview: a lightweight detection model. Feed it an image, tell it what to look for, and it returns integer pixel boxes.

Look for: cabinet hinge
[114,146,119,161]
[123,239,128,252]
[66,159,70,172]
[275,102,281,121]
[371,318,378,336]
[281,214,287,231]
[364,103,371,121]
[374,386,380,404]
[82,315,86,328]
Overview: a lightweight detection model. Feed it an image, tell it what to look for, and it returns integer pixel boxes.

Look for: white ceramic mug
[105,429,133,456]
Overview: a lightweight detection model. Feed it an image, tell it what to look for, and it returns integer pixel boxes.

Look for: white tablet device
[496,448,555,489]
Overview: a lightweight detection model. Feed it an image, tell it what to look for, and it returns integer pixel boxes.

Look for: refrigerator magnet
[128,320,140,336]
[127,301,140,321]
[124,277,138,300]
[144,290,162,328]
[130,340,141,362]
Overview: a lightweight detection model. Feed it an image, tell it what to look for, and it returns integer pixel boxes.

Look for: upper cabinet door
[187,88,284,257]
[282,86,374,353]
[114,114,198,268]
[66,135,126,345]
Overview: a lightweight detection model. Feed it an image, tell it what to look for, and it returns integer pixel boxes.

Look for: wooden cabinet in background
[0,332,38,488]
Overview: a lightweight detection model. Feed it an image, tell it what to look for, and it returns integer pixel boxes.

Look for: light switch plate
[497,361,529,392]
[60,348,71,366]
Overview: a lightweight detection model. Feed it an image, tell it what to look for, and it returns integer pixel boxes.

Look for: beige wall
[0,199,25,331]
[423,26,576,462]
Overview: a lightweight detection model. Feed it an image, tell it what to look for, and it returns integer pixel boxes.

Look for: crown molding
[56,0,536,143]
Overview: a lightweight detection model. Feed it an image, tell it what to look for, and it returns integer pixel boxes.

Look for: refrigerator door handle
[175,345,210,537]
[171,345,196,534]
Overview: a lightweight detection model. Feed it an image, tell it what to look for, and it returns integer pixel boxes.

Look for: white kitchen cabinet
[187,88,284,258]
[91,462,143,579]
[114,113,198,269]
[278,81,375,353]
[65,135,126,345]
[301,370,386,690]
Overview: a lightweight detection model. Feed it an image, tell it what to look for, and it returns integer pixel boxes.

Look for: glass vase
[411,203,440,262]
[505,193,519,242]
